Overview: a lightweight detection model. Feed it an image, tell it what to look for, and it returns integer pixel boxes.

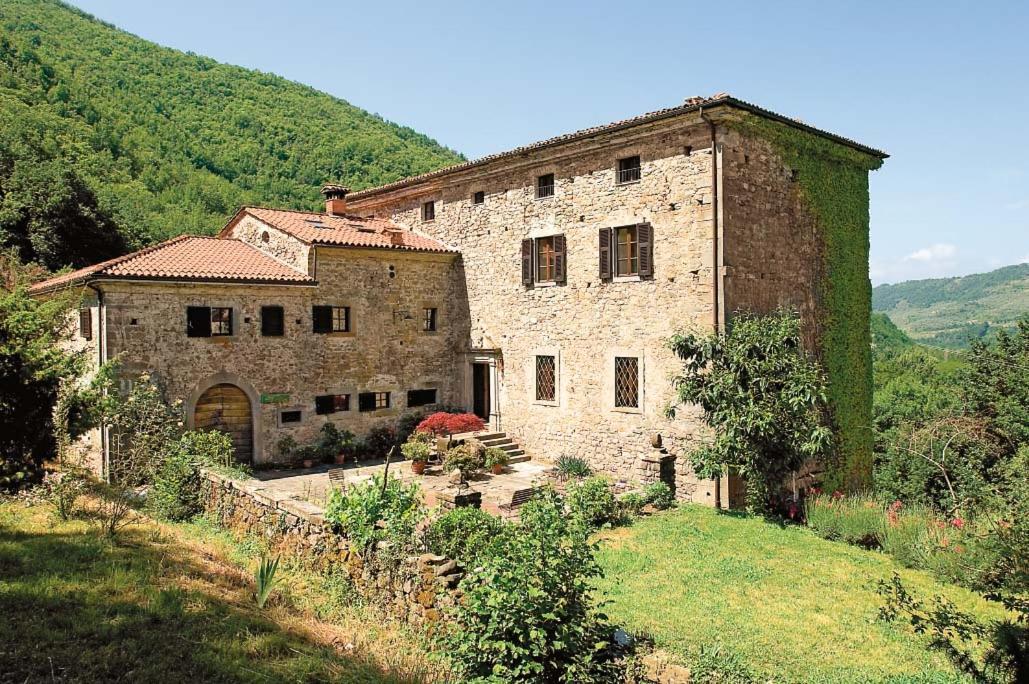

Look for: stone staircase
[473,431,529,464]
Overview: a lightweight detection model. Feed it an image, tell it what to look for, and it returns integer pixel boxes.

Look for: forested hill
[872,263,1029,349]
[0,0,463,270]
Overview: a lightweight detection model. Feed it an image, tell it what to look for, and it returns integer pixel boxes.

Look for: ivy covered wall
[720,113,884,491]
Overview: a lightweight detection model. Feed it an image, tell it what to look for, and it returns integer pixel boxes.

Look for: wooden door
[193,383,253,464]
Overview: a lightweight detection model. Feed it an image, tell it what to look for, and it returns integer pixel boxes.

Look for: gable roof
[29,235,314,294]
[223,207,456,253]
[346,93,888,201]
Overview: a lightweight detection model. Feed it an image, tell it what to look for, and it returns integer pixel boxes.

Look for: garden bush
[323,473,422,551]
[414,412,485,437]
[805,493,882,548]
[424,506,506,567]
[442,440,484,483]
[555,454,592,479]
[643,482,674,510]
[618,492,647,517]
[567,476,619,529]
[442,488,621,683]
[149,430,235,521]
[363,425,399,459]
[39,469,86,521]
[877,500,933,568]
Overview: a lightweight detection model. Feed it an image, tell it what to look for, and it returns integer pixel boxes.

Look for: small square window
[472,191,485,205]
[315,394,350,414]
[614,357,639,408]
[536,173,555,199]
[423,307,437,332]
[261,305,284,337]
[535,355,556,402]
[280,409,302,424]
[422,201,435,222]
[211,307,233,336]
[407,388,437,407]
[617,155,641,184]
[358,391,391,412]
[313,305,350,333]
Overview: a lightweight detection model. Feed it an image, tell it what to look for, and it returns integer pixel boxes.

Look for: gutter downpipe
[86,281,109,481]
[700,107,724,509]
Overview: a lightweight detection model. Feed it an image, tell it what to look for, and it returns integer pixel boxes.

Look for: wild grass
[0,496,444,683]
[595,504,1007,683]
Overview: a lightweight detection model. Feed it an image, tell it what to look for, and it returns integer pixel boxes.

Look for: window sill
[611,406,643,415]
[615,179,641,187]
[612,275,642,283]
[533,400,559,407]
[533,195,555,202]
[316,331,356,338]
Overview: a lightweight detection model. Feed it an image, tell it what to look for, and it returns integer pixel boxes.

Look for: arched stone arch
[185,372,261,463]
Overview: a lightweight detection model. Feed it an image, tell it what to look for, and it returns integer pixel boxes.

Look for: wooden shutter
[358,392,376,412]
[312,305,332,333]
[638,222,653,277]
[598,228,612,280]
[521,238,533,286]
[553,234,566,283]
[79,309,92,340]
[314,395,334,415]
[261,306,284,336]
[187,306,211,338]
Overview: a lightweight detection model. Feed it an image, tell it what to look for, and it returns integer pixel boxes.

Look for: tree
[667,310,832,512]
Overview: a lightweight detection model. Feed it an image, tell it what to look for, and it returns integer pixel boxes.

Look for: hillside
[872,263,1029,349]
[0,0,463,270]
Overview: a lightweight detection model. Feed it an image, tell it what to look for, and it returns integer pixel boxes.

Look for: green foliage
[805,493,882,548]
[668,310,832,511]
[728,114,881,491]
[642,482,674,510]
[0,0,462,269]
[567,475,619,529]
[483,446,509,469]
[873,263,1029,349]
[442,440,484,483]
[323,473,422,551]
[400,430,432,463]
[315,422,353,462]
[555,454,592,479]
[424,506,505,567]
[148,429,236,521]
[254,555,281,609]
[1,256,82,489]
[275,434,297,461]
[964,320,1029,448]
[38,468,86,520]
[618,492,647,517]
[103,372,182,485]
[442,488,620,683]
[363,424,399,459]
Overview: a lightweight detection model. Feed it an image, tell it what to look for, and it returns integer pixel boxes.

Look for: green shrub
[806,493,881,548]
[364,425,399,458]
[400,436,432,463]
[442,488,621,683]
[483,446,509,470]
[878,501,932,568]
[276,434,297,461]
[567,476,618,529]
[618,492,647,518]
[443,440,484,483]
[323,473,422,551]
[316,423,353,462]
[555,454,592,479]
[149,430,235,521]
[424,506,505,566]
[643,482,674,510]
[39,469,86,521]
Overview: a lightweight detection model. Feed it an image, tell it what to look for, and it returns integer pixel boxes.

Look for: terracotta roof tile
[30,235,314,293]
[235,207,456,253]
[347,93,888,201]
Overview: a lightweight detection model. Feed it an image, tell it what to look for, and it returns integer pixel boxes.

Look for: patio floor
[251,456,556,517]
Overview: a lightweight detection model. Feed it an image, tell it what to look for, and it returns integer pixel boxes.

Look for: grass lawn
[596,505,1007,683]
[0,498,442,683]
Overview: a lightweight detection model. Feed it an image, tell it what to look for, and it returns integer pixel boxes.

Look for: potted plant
[276,435,297,467]
[318,423,355,464]
[443,439,485,486]
[401,431,433,474]
[296,444,319,469]
[484,446,509,475]
[414,412,486,453]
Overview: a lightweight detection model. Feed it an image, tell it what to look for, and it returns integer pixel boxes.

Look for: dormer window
[422,201,435,222]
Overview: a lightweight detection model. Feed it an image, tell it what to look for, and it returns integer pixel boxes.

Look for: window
[535,355,556,402]
[598,224,653,280]
[423,307,437,332]
[536,173,555,199]
[422,201,435,221]
[472,191,485,205]
[79,308,92,340]
[407,388,438,407]
[312,305,350,333]
[280,410,302,424]
[358,391,391,412]
[617,155,641,184]
[261,305,284,337]
[315,394,350,415]
[614,357,639,408]
[615,226,639,276]
[186,306,233,337]
[521,235,566,285]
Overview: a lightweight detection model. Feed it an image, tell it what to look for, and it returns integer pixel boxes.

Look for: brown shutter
[598,228,612,280]
[312,305,332,333]
[521,238,533,286]
[638,222,653,277]
[553,234,566,283]
[187,306,211,337]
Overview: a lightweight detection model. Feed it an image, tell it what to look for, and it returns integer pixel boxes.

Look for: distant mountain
[872,263,1029,349]
[0,0,463,270]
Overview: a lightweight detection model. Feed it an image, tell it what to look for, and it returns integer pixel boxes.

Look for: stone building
[33,94,886,503]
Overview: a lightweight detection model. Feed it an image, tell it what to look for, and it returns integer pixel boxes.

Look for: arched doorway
[193,383,253,464]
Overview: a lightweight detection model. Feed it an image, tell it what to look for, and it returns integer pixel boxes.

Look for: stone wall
[199,469,461,626]
[349,115,722,502]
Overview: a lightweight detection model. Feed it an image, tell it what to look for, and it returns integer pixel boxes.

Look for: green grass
[0,498,441,683]
[596,505,1007,683]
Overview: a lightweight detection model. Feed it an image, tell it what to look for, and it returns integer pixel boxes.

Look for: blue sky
[71,0,1029,284]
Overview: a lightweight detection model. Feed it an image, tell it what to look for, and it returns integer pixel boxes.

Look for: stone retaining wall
[199,469,462,626]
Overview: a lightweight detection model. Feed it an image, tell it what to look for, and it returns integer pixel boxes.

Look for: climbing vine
[724,113,884,491]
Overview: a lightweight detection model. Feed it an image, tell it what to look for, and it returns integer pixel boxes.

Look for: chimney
[321,184,350,216]
[385,227,405,246]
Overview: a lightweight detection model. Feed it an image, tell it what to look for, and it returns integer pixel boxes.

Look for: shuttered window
[599,224,653,279]
[261,306,284,337]
[313,305,349,333]
[522,235,566,285]
[358,391,390,412]
[79,308,92,340]
[407,389,438,407]
[187,306,211,337]
[615,226,639,276]
[424,307,437,332]
[211,307,233,336]
[315,394,350,414]
[422,201,435,221]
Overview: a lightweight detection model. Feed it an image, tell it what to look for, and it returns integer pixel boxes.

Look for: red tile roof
[347,93,888,201]
[226,207,456,253]
[29,235,314,293]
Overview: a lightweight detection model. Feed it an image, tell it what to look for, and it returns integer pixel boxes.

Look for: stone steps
[473,431,529,463]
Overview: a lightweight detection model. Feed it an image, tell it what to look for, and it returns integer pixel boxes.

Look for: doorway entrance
[472,362,491,422]
[193,383,253,464]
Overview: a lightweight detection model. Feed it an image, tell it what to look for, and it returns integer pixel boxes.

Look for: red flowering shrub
[415,412,485,437]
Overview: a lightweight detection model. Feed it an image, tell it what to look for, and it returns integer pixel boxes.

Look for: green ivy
[724,114,884,491]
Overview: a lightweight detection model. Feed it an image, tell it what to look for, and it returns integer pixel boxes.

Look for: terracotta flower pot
[411,460,427,475]
[302,459,314,469]
[491,463,504,475]
[334,453,347,465]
